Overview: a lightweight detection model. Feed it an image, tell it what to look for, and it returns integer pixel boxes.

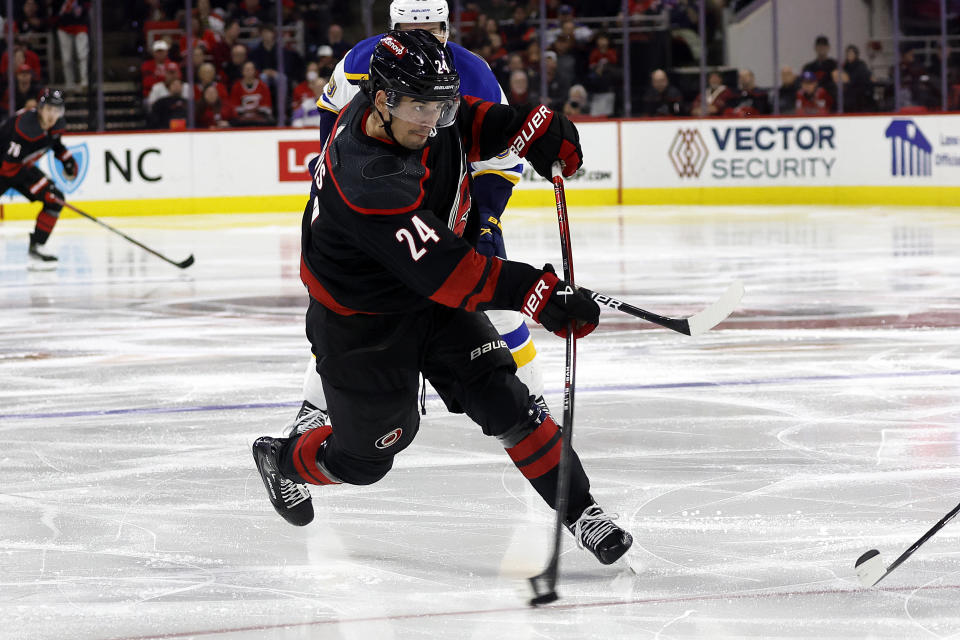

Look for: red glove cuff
[508,104,555,159]
[520,270,559,323]
[558,140,581,177]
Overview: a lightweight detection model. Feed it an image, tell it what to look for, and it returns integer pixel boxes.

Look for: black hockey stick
[528,163,577,607]
[579,281,744,336]
[855,500,960,587]
[54,197,195,269]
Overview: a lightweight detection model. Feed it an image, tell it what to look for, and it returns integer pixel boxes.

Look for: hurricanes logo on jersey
[46,143,89,194]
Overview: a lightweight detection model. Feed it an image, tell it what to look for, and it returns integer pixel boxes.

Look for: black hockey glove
[61,156,78,180]
[475,214,505,258]
[520,264,599,339]
[508,104,582,180]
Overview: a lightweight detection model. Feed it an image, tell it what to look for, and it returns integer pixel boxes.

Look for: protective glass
[387,95,459,128]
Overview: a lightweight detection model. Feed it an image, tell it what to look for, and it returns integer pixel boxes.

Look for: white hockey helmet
[390,0,449,33]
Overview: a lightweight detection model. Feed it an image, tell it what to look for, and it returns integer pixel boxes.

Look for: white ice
[2,205,960,640]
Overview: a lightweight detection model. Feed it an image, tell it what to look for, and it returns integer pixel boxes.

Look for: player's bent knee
[339,457,393,486]
[466,369,533,438]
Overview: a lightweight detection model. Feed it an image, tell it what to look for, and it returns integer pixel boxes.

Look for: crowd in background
[0,0,958,130]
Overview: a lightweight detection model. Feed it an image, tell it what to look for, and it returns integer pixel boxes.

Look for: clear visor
[40,104,65,120]
[387,96,459,128]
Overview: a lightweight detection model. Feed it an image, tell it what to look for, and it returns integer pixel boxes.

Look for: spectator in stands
[908,74,941,111]
[495,51,524,90]
[184,45,206,79]
[150,76,189,128]
[463,12,489,51]
[640,68,685,117]
[194,61,228,104]
[55,0,90,89]
[502,4,535,52]
[291,75,327,128]
[18,0,50,34]
[230,60,274,125]
[140,0,170,22]
[196,83,230,128]
[147,61,189,109]
[206,16,237,74]
[729,68,770,116]
[894,48,926,88]
[551,34,580,94]
[507,69,538,109]
[224,43,249,88]
[484,16,502,45]
[839,44,874,113]
[326,24,350,61]
[802,35,837,91]
[314,45,335,78]
[142,39,171,97]
[233,0,267,28]
[585,34,620,115]
[796,70,833,115]
[542,51,567,109]
[3,63,42,111]
[692,71,736,116]
[778,66,799,114]
[250,23,303,97]
[564,83,589,117]
[2,42,43,81]
[486,32,507,66]
[292,60,321,110]
[196,0,212,31]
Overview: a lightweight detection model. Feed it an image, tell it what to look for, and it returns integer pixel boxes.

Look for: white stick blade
[686,281,745,337]
[855,549,885,587]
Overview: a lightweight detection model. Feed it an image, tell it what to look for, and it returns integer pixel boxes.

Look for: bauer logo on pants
[375,428,403,449]
[46,143,90,194]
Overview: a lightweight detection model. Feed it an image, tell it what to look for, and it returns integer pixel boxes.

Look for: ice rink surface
[2,205,960,640]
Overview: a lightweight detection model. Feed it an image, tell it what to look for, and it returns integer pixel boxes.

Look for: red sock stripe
[36,211,58,233]
[516,438,562,479]
[506,415,559,463]
[292,426,338,486]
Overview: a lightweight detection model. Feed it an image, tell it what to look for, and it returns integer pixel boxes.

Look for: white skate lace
[279,476,310,507]
[572,505,621,551]
[284,408,329,437]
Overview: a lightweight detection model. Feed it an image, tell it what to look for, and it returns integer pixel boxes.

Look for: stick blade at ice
[686,281,745,337]
[855,549,885,587]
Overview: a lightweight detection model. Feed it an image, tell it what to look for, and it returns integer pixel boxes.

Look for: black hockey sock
[503,407,592,523]
[32,210,59,245]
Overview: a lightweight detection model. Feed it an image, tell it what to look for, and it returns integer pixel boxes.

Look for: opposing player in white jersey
[293,0,550,430]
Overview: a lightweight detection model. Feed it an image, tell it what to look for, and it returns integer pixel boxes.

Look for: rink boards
[2,112,959,219]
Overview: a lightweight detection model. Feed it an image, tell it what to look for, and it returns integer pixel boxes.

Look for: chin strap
[374,105,401,145]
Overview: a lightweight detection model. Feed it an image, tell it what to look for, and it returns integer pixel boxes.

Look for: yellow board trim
[0,195,309,220]
[472,169,522,186]
[511,340,537,369]
[3,186,957,221]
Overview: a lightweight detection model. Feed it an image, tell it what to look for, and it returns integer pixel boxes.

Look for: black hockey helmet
[363,29,459,128]
[38,88,66,108]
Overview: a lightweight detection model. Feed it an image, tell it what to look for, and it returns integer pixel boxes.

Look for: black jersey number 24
[396,215,440,261]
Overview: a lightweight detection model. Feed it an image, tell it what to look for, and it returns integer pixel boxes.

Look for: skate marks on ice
[2,208,960,638]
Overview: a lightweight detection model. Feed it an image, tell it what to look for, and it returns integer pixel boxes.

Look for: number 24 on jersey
[396,215,439,261]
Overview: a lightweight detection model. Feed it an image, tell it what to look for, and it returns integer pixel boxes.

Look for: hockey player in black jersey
[252,30,633,566]
[0,89,76,264]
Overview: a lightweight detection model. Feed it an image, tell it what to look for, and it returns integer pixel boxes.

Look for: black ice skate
[252,436,314,526]
[567,502,633,565]
[286,401,329,437]
[28,234,58,264]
